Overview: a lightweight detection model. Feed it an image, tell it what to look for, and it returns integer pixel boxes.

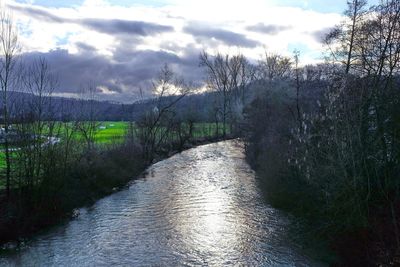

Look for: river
[0,140,324,266]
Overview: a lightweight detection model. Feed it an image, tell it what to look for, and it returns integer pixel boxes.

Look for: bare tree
[200,52,230,137]
[136,64,189,162]
[345,0,368,74]
[76,82,99,150]
[293,50,302,132]
[301,64,325,82]
[325,0,368,74]
[200,51,253,136]
[19,57,57,190]
[58,98,78,175]
[257,51,292,81]
[0,5,19,198]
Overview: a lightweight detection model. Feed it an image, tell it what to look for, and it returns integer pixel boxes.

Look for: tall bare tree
[20,57,57,189]
[293,50,302,133]
[325,0,368,74]
[200,51,252,136]
[0,5,19,198]
[200,52,230,137]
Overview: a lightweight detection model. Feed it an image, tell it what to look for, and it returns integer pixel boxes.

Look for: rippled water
[0,140,323,266]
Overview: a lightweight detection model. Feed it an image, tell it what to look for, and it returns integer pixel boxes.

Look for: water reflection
[0,140,323,266]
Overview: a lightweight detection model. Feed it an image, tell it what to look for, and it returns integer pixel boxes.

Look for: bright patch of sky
[272,0,346,13]
[14,0,349,13]
[15,0,84,8]
[15,0,176,8]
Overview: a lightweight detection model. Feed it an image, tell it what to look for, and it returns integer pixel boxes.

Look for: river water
[0,140,323,266]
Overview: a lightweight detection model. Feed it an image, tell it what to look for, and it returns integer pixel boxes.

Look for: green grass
[0,151,18,189]
[192,123,229,138]
[0,152,5,169]
[95,121,128,144]
[92,121,228,144]
[35,121,128,145]
[0,151,4,175]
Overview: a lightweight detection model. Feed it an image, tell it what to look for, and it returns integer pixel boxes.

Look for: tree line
[242,0,400,265]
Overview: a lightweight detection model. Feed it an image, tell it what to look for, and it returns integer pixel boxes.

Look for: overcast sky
[8,0,349,103]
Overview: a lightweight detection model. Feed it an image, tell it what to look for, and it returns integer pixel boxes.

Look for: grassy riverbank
[0,122,224,190]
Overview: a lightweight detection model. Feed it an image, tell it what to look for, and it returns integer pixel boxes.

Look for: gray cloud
[11,4,173,37]
[310,27,334,43]
[82,19,173,36]
[183,25,260,48]
[11,4,266,102]
[11,4,65,23]
[246,23,291,35]
[75,42,96,53]
[21,46,203,103]
[22,49,122,92]
[11,4,205,102]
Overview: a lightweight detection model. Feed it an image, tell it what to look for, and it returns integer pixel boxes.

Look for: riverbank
[0,134,234,248]
[248,153,400,266]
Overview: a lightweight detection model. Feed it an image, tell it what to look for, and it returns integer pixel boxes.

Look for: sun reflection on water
[163,145,268,265]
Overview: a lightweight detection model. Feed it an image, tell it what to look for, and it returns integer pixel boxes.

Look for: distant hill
[0,90,221,122]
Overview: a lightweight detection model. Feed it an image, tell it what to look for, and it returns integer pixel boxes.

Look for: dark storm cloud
[22,49,123,93]
[21,46,204,101]
[183,25,260,48]
[10,4,173,37]
[246,23,291,35]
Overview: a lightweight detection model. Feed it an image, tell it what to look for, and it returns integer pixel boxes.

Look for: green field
[95,121,128,144]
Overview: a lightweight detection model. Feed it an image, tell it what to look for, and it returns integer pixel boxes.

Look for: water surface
[1,140,322,266]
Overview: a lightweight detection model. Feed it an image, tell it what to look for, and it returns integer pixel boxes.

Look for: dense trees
[243,0,400,264]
